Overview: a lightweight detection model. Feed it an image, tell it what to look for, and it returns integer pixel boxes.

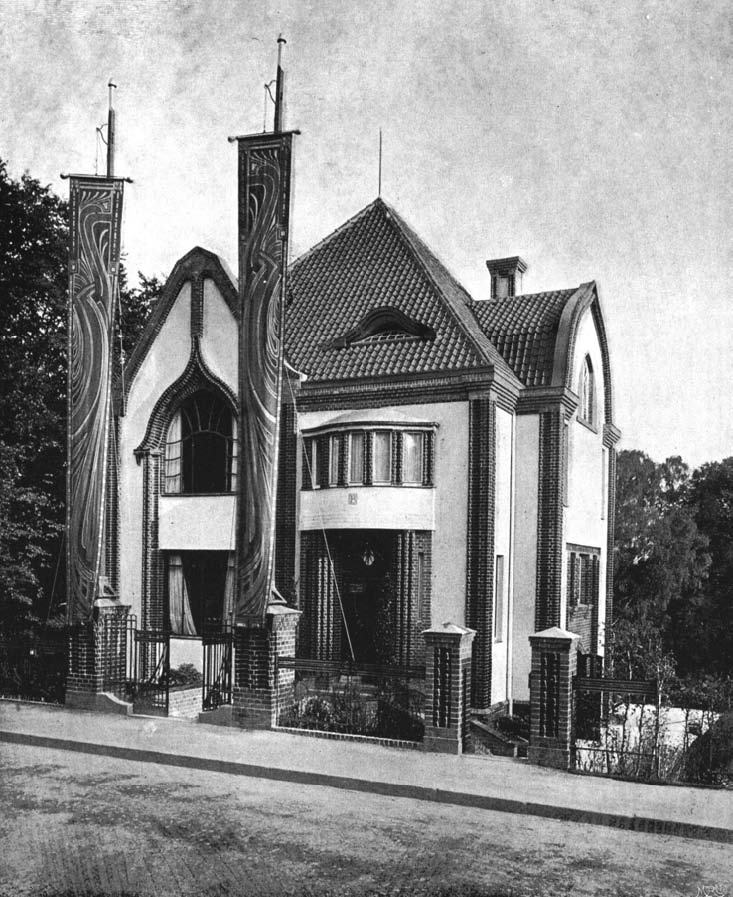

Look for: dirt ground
[0,742,729,897]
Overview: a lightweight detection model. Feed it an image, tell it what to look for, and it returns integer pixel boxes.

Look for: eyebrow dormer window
[325,307,435,350]
[579,356,595,427]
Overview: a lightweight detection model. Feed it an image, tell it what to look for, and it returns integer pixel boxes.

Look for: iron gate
[133,629,170,716]
[202,625,233,710]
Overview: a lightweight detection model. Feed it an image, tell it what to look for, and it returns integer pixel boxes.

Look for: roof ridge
[290,198,385,271]
[382,203,520,381]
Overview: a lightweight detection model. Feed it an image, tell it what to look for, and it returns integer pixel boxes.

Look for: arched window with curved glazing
[163,390,237,494]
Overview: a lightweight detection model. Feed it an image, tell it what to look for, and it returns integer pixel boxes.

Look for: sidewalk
[1,700,730,843]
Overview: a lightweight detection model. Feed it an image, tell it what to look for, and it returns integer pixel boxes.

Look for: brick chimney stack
[486,256,528,299]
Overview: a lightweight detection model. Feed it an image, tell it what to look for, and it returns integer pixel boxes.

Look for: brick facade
[231,606,300,729]
[535,410,565,632]
[527,628,579,769]
[465,397,496,710]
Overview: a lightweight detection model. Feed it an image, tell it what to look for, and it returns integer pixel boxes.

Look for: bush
[168,663,203,689]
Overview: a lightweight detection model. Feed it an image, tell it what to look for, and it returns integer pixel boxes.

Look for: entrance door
[336,532,395,665]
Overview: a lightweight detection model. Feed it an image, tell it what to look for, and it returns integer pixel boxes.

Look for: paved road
[1,742,730,897]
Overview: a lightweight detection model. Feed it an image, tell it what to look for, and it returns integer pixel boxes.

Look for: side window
[579,355,595,426]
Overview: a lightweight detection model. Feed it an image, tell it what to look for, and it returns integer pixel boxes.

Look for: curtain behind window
[223,552,235,623]
[164,411,182,494]
[168,553,196,635]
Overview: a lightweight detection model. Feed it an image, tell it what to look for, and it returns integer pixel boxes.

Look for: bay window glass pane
[349,432,365,483]
[373,431,391,483]
[402,431,424,483]
[329,435,340,485]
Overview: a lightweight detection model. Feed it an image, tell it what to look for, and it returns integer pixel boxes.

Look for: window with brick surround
[579,355,596,427]
[567,545,600,608]
[164,390,236,494]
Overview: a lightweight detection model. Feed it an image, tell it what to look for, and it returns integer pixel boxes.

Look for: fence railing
[99,613,137,699]
[276,656,426,742]
[202,624,233,710]
[132,629,170,716]
[0,632,68,704]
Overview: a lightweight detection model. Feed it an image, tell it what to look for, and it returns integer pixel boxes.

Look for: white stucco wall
[564,308,608,653]
[491,407,514,704]
[202,278,238,389]
[512,413,539,701]
[118,277,238,621]
[159,495,237,550]
[300,486,434,531]
[297,401,469,629]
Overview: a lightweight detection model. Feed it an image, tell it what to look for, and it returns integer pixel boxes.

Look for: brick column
[527,627,580,770]
[422,623,475,754]
[232,603,301,729]
[66,598,131,713]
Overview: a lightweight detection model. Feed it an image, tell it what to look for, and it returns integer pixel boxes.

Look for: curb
[2,729,731,845]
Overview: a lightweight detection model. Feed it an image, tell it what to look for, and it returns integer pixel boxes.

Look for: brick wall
[535,411,564,632]
[465,397,496,710]
[168,685,202,718]
[275,399,298,599]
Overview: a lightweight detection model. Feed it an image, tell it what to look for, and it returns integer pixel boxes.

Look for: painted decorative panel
[66,176,124,620]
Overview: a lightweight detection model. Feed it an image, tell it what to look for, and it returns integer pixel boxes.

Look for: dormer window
[325,307,435,350]
[579,355,595,426]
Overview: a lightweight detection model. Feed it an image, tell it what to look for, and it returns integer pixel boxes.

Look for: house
[114,196,618,712]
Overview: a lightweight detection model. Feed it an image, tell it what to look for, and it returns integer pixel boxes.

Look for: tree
[612,450,710,678]
[0,160,68,631]
[685,458,733,677]
[0,159,161,632]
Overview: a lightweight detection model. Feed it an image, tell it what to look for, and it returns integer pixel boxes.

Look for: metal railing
[202,624,233,710]
[276,656,426,742]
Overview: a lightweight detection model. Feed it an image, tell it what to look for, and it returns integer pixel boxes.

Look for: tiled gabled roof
[285,199,519,383]
[470,290,577,387]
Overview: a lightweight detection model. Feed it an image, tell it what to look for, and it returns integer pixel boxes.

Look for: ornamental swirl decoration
[235,133,294,622]
[67,178,124,621]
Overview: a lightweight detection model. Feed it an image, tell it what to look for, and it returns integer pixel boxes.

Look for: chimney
[486,256,527,299]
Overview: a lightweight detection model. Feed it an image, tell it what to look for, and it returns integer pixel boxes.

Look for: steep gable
[285,199,519,384]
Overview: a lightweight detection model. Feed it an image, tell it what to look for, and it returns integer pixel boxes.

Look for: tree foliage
[613,449,732,682]
[0,160,160,633]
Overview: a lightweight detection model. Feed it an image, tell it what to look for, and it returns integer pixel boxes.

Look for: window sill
[161,492,236,498]
[576,416,599,435]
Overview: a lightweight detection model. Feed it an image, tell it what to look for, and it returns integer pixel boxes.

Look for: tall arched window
[164,390,237,494]
[579,355,595,426]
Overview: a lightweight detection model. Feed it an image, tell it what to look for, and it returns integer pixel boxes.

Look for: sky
[1,0,730,468]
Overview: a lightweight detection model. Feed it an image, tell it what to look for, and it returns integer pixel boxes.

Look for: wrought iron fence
[573,676,663,779]
[276,657,426,742]
[99,613,137,699]
[132,629,170,716]
[0,630,68,704]
[202,624,233,710]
